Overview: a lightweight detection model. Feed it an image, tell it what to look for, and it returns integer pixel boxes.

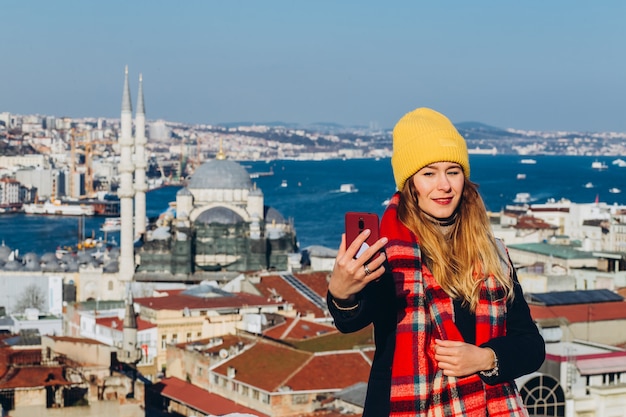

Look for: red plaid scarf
[382,193,527,417]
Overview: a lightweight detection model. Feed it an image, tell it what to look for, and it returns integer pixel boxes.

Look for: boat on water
[339,183,359,193]
[100,217,122,232]
[520,159,537,164]
[23,200,95,216]
[609,188,621,194]
[592,160,608,170]
[280,180,288,188]
[612,158,626,167]
[516,173,526,180]
[584,182,594,188]
[513,192,531,203]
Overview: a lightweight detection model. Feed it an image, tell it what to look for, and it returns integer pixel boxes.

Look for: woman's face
[411,161,465,219]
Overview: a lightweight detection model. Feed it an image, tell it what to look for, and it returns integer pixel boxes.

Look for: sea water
[1,155,625,255]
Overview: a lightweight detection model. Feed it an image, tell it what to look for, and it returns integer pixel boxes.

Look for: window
[161,335,167,349]
[519,374,565,416]
[171,334,178,344]
[292,394,307,404]
[186,332,192,342]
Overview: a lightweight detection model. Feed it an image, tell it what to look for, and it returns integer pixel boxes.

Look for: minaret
[118,66,136,282]
[134,74,148,237]
[118,288,142,399]
[120,289,142,364]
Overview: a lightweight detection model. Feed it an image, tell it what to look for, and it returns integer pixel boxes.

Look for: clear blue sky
[2,1,625,132]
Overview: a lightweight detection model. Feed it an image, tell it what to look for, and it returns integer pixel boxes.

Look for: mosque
[117,70,299,281]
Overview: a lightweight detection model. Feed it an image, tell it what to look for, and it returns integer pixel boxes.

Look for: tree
[14,284,46,313]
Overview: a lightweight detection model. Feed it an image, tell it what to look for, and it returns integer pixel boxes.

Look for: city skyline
[2,1,626,133]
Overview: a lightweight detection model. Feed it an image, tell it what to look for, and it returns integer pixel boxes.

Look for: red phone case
[345,212,380,259]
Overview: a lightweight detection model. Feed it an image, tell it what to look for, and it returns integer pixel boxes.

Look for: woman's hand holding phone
[327,212,388,302]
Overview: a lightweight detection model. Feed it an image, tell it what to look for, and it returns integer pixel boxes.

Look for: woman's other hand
[434,339,496,377]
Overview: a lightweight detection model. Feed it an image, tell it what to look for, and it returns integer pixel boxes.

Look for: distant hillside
[455,121,506,132]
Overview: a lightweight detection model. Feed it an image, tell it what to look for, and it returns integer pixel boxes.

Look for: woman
[327,107,545,416]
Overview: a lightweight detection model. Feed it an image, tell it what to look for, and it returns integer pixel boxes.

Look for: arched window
[519,374,566,416]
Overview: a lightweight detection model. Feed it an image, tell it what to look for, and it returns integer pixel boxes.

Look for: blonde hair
[397,179,514,312]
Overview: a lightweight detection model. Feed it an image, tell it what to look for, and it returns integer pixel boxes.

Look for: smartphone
[345,212,380,259]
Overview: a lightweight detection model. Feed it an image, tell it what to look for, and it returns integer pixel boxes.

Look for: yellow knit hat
[391,107,470,190]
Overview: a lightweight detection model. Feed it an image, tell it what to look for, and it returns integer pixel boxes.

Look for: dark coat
[327,267,545,417]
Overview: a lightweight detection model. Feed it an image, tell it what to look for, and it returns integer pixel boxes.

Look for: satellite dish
[219,349,229,359]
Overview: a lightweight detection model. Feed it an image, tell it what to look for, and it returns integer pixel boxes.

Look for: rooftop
[508,242,596,260]
[149,376,269,417]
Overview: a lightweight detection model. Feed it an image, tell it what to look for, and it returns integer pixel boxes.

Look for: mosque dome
[42,262,63,273]
[41,253,57,264]
[187,159,252,190]
[65,260,80,272]
[2,260,22,271]
[177,187,192,196]
[0,245,12,262]
[196,206,244,225]
[265,206,286,223]
[23,253,41,271]
[103,260,119,273]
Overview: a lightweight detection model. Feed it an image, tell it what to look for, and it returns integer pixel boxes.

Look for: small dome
[23,252,40,264]
[0,245,12,262]
[41,253,57,263]
[23,253,41,271]
[265,206,286,224]
[177,187,192,196]
[2,260,22,271]
[151,227,171,241]
[42,262,64,272]
[196,207,244,225]
[77,252,94,264]
[103,261,119,273]
[65,261,79,272]
[187,159,252,190]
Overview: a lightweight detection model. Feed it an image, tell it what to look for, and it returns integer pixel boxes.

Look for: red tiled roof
[515,216,558,230]
[0,366,72,389]
[213,341,312,391]
[151,376,269,417]
[255,275,326,318]
[96,315,156,331]
[134,291,283,311]
[294,271,330,298]
[213,340,371,393]
[530,301,626,323]
[284,351,371,391]
[263,316,337,341]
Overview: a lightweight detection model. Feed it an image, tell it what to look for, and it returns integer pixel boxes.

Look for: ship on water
[468,146,497,155]
[23,199,95,216]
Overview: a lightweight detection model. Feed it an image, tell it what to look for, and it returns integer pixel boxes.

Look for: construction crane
[70,129,116,198]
